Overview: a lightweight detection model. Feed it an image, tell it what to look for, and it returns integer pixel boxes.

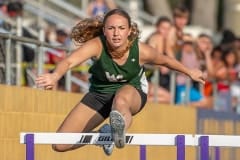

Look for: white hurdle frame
[20,132,240,160]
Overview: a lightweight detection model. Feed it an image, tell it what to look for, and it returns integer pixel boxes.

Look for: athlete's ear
[128,26,132,36]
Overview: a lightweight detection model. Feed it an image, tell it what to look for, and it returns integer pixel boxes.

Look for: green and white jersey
[88,36,148,94]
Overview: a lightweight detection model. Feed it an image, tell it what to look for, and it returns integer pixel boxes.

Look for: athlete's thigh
[57,102,105,133]
[115,85,142,114]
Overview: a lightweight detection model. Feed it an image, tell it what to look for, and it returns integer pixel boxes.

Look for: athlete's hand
[35,73,59,90]
[188,68,205,85]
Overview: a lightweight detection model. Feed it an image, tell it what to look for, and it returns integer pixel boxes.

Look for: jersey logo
[105,72,127,82]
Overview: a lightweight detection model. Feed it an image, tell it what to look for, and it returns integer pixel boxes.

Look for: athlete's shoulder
[88,36,102,44]
[76,36,103,59]
[83,37,103,50]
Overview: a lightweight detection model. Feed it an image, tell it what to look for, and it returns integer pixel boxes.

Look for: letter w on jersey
[105,72,127,82]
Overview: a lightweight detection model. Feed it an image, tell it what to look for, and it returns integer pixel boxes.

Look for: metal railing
[24,0,79,29]
[48,0,88,18]
[0,30,91,92]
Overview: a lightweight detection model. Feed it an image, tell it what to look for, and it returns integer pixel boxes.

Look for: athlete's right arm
[35,37,102,89]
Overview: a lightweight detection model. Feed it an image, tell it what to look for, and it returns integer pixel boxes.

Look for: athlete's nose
[113,28,119,36]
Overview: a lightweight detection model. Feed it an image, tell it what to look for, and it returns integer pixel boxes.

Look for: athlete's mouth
[112,39,121,43]
[113,40,120,43]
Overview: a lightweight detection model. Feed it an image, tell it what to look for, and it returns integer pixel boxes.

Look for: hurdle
[20,132,240,160]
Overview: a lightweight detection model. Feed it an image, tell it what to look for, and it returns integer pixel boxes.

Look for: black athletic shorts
[81,89,147,119]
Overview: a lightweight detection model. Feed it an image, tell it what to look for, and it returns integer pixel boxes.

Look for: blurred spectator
[167,5,189,58]
[86,0,116,17]
[222,49,240,112]
[209,47,231,112]
[195,34,214,72]
[195,34,214,105]
[174,36,215,109]
[0,2,6,9]
[7,1,23,17]
[0,1,37,85]
[220,29,236,51]
[175,39,203,105]
[6,1,36,63]
[0,2,7,16]
[46,29,89,93]
[146,16,172,103]
[47,29,68,65]
[197,46,223,107]
[223,49,240,83]
[147,16,172,55]
[45,29,68,90]
[212,48,232,112]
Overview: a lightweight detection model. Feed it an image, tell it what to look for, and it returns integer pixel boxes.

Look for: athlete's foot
[98,124,114,156]
[110,110,126,148]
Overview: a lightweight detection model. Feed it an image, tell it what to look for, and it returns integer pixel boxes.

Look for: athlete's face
[103,14,131,49]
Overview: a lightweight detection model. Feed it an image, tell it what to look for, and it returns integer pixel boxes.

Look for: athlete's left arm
[139,42,205,84]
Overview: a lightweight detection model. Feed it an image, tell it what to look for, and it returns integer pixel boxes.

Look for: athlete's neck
[107,41,130,59]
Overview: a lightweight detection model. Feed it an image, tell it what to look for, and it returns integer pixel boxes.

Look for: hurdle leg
[26,134,34,160]
[176,135,185,160]
[140,145,146,160]
[199,136,209,160]
[215,147,220,160]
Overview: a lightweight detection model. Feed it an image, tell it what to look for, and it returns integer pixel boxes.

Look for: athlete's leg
[52,102,105,152]
[112,85,143,129]
[110,85,146,148]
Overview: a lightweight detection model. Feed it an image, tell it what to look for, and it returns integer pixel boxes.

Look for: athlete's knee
[52,144,69,152]
[113,95,128,109]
